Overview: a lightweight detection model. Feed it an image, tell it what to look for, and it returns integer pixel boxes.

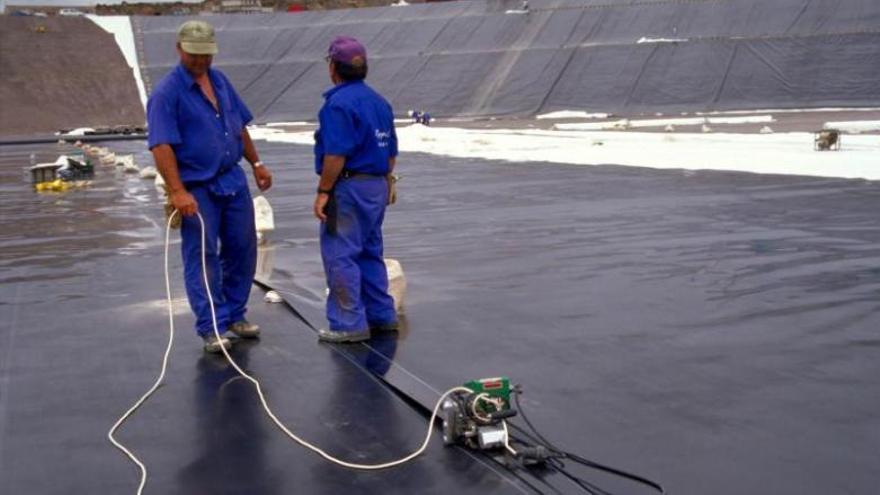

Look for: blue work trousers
[180,183,256,336]
[321,177,397,332]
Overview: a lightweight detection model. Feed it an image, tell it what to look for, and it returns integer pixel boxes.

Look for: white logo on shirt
[375,129,391,148]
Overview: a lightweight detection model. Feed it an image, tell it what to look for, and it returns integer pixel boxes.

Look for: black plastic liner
[2,140,879,494]
[134,0,880,121]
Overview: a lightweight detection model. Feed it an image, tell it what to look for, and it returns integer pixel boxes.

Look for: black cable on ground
[547,459,604,495]
[513,387,665,494]
[507,428,609,495]
[513,386,565,453]
[561,452,664,494]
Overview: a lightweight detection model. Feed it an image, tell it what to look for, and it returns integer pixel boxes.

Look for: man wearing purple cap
[313,36,399,343]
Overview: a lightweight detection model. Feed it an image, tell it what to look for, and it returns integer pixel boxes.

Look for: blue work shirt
[314,80,397,175]
[147,64,253,192]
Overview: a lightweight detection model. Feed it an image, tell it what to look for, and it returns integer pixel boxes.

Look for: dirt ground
[0,17,145,138]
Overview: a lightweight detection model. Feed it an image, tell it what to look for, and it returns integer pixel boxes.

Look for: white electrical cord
[108,211,474,494]
[472,392,492,422]
[107,213,178,495]
[502,420,518,456]
[472,393,517,456]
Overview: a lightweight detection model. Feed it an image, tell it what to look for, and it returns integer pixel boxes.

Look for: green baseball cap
[177,20,218,55]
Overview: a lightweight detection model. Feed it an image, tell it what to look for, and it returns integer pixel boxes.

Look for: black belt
[340,169,384,179]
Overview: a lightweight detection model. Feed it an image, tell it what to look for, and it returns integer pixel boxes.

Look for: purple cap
[328,36,367,66]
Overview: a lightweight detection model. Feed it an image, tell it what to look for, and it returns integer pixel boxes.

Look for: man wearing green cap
[147,20,273,353]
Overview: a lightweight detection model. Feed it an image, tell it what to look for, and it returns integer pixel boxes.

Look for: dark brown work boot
[202,333,233,353]
[228,320,260,339]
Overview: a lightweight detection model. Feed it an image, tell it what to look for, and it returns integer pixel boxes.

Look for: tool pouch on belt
[162,185,182,229]
[324,190,338,235]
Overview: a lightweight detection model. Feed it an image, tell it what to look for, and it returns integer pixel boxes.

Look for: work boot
[317,328,370,343]
[203,333,233,354]
[228,320,260,339]
[369,320,399,333]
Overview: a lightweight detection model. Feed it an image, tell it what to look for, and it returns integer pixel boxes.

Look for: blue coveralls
[147,65,257,337]
[315,80,398,332]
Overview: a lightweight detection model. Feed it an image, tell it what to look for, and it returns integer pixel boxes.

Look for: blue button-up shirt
[147,64,253,193]
[314,80,397,175]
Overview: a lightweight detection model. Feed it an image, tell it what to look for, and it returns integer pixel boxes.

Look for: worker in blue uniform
[313,36,398,343]
[147,20,273,353]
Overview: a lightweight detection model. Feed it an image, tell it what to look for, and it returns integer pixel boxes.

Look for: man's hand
[254,165,272,191]
[314,192,329,221]
[170,189,198,217]
[387,174,398,205]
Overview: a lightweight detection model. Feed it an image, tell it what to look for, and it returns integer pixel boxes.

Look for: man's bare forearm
[241,129,273,191]
[319,155,346,191]
[152,143,198,215]
[241,128,260,167]
[152,144,186,193]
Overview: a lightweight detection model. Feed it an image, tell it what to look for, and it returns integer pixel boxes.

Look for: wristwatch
[317,187,333,194]
[252,160,264,168]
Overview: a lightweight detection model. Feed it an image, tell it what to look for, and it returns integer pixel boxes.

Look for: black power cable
[508,432,603,495]
[547,458,609,495]
[508,436,589,495]
[511,386,666,494]
[508,429,609,495]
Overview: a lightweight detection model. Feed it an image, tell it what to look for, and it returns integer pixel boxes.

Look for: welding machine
[441,377,519,450]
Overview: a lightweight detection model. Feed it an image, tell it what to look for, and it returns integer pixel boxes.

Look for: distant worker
[408,109,432,126]
[313,36,399,343]
[147,20,273,353]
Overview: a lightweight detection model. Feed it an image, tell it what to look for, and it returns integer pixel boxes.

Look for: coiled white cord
[108,211,474,494]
